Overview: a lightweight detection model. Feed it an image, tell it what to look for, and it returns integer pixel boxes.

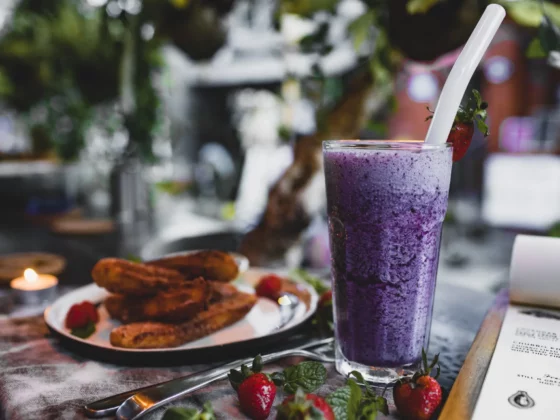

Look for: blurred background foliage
[0,0,558,162]
[0,0,235,161]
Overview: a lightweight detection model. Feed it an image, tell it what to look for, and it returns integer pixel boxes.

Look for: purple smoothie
[323,141,452,367]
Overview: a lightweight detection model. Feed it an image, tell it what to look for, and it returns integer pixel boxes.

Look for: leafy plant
[498,0,560,61]
[0,0,232,161]
[326,371,388,420]
[271,360,328,394]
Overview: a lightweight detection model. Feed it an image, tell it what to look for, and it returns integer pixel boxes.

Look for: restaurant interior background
[0,0,559,304]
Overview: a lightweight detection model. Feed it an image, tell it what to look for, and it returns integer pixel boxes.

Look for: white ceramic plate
[44,268,318,360]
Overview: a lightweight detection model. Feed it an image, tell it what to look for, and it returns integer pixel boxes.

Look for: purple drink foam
[324,142,452,367]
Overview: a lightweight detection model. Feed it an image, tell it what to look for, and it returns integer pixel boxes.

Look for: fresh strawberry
[229,355,277,420]
[65,304,90,329]
[427,89,489,162]
[78,301,99,323]
[65,301,99,338]
[256,274,283,301]
[277,388,335,420]
[447,122,475,162]
[393,350,443,420]
[318,290,332,308]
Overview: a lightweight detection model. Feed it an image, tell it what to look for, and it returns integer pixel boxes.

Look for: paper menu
[472,305,560,419]
[472,235,560,419]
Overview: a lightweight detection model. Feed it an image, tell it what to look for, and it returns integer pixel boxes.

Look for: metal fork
[85,337,334,418]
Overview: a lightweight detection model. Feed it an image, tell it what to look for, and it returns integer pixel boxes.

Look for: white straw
[425,4,506,145]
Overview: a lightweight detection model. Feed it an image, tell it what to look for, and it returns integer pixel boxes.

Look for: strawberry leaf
[270,371,285,386]
[434,364,441,380]
[251,355,263,373]
[476,117,489,137]
[472,89,482,108]
[241,364,252,378]
[228,369,244,391]
[282,361,327,394]
[71,321,95,339]
[429,353,440,370]
[308,406,327,420]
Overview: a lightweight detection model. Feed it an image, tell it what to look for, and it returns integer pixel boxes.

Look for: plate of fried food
[44,250,318,363]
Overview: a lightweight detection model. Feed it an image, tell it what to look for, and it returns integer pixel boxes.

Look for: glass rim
[323,140,452,151]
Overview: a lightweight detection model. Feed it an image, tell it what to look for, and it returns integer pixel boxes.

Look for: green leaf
[270,371,285,386]
[309,405,327,420]
[71,321,95,339]
[282,361,327,394]
[407,0,442,14]
[252,355,263,373]
[358,402,379,420]
[279,0,338,17]
[366,121,388,136]
[349,371,366,384]
[550,221,560,238]
[539,19,560,53]
[476,116,489,137]
[472,89,482,108]
[241,364,252,378]
[501,1,560,28]
[347,379,362,419]
[326,385,351,420]
[228,369,244,391]
[290,269,330,295]
[162,403,216,420]
[200,402,216,420]
[348,11,375,51]
[162,407,200,420]
[526,37,548,58]
[126,254,142,263]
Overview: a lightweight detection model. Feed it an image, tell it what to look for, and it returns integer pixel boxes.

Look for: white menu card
[472,235,560,419]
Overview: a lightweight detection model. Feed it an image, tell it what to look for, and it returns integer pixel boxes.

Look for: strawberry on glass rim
[427,89,489,162]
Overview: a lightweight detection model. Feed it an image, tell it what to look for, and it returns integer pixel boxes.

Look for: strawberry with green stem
[228,355,277,420]
[229,354,328,419]
[427,89,489,162]
[393,349,443,420]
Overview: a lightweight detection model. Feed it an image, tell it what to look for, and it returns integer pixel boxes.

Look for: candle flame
[24,268,38,283]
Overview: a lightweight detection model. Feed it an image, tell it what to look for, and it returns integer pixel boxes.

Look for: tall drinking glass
[323,140,453,383]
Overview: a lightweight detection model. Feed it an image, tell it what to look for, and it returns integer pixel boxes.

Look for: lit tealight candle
[10,268,58,304]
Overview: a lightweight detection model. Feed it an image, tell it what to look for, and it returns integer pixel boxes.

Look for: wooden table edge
[439,289,509,419]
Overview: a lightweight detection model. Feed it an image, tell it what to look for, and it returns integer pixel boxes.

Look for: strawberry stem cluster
[454,89,489,137]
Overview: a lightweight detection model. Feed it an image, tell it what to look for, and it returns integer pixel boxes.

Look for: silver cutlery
[84,337,334,418]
